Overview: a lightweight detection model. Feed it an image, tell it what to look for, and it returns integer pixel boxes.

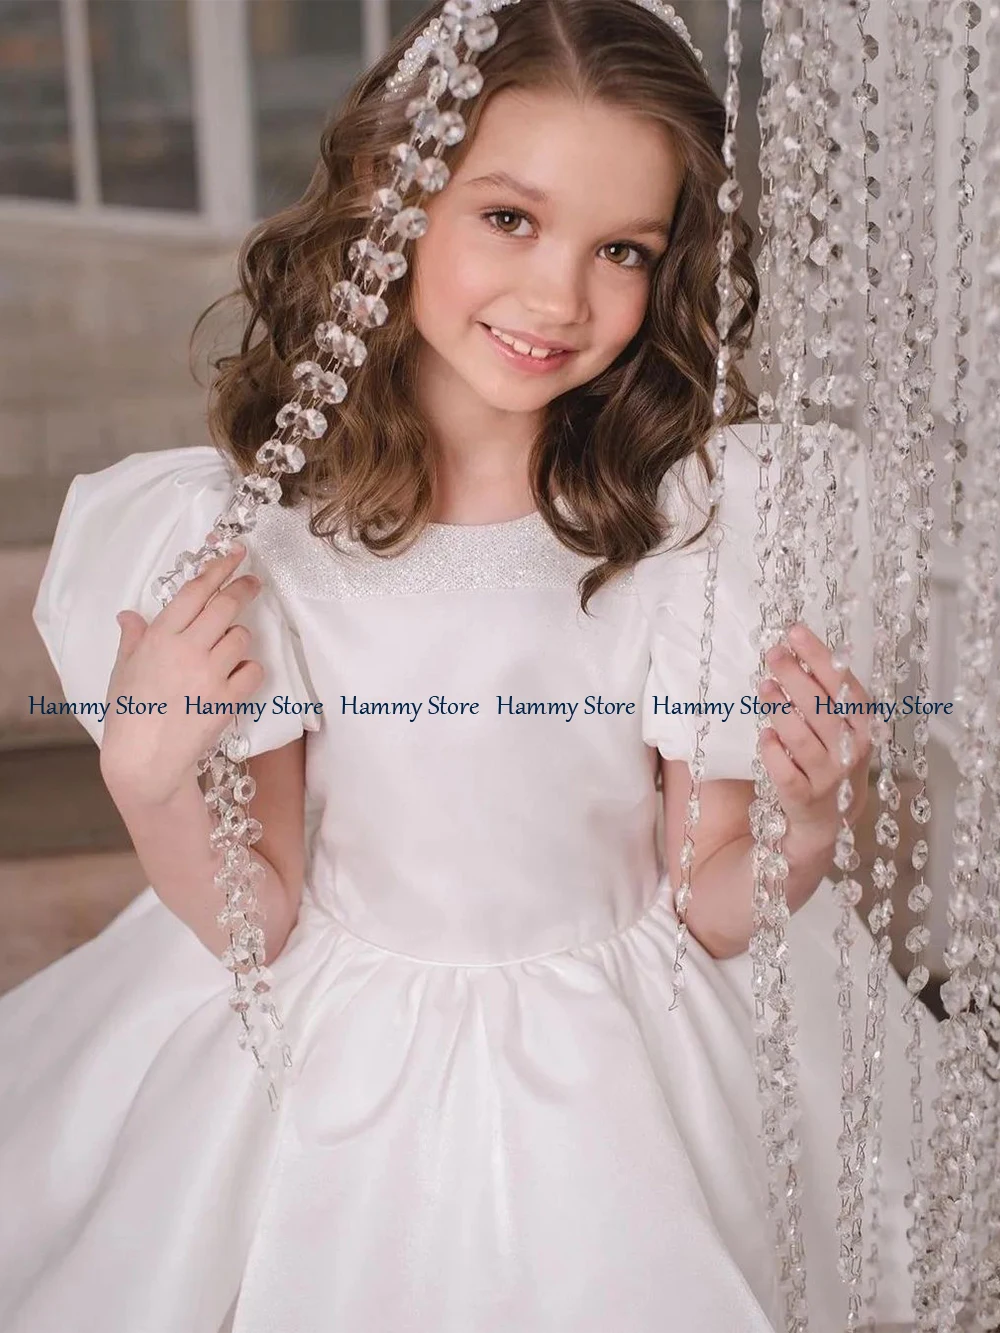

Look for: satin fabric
[0,427,933,1332]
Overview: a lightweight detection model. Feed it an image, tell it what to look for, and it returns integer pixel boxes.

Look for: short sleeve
[636,421,882,780]
[32,445,322,757]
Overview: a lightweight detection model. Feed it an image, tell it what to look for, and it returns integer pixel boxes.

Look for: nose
[521,245,589,327]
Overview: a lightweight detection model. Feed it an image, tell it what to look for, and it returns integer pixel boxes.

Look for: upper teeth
[489,327,562,359]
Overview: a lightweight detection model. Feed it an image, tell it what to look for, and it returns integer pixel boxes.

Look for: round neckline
[425,509,544,532]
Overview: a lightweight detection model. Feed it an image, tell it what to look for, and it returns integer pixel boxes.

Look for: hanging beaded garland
[145,1,1000,1328]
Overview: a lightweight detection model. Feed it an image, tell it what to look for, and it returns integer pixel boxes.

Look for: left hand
[757,622,873,857]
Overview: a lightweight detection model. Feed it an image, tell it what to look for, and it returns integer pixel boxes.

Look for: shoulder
[35,446,240,633]
[64,445,239,516]
[634,420,763,615]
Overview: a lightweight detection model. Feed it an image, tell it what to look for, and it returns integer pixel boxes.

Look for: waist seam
[302,872,674,970]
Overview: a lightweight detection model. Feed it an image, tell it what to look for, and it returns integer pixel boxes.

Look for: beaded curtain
[149,1,999,1328]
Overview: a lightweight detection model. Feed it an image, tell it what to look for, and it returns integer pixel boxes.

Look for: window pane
[87,0,198,211]
[0,0,73,201]
[249,0,364,217]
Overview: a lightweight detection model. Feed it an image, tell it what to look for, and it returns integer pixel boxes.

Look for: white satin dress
[0,422,933,1332]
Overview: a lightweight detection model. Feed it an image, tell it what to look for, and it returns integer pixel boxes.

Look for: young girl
[1,1,933,1330]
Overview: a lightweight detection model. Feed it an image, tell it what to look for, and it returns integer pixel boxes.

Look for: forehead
[453,87,684,225]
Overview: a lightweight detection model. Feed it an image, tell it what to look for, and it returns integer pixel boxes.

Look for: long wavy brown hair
[191,0,759,614]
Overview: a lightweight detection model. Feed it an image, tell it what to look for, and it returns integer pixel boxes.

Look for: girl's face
[410,87,684,419]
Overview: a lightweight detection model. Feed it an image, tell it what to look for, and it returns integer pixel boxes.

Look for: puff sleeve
[31,446,323,757]
[636,421,882,781]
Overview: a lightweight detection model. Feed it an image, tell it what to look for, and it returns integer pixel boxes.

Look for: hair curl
[190,0,759,614]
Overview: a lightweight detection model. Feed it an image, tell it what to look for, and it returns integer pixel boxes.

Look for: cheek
[413,235,485,332]
[604,285,650,342]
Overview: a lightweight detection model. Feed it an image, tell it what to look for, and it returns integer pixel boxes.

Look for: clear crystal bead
[330,280,363,313]
[373,250,408,282]
[292,361,348,405]
[405,95,439,137]
[910,793,932,824]
[314,322,368,366]
[390,206,430,240]
[906,926,932,954]
[907,965,930,995]
[908,880,932,912]
[448,63,483,99]
[718,179,744,214]
[236,474,282,506]
[415,156,450,193]
[256,439,306,474]
[387,142,421,188]
[370,188,403,224]
[346,291,388,329]
[432,110,466,146]
[463,14,498,51]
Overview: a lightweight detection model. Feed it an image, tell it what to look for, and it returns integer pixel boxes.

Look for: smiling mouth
[483,325,575,359]
[479,325,577,368]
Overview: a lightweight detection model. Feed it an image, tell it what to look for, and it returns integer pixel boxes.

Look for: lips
[487,325,575,354]
[479,324,576,373]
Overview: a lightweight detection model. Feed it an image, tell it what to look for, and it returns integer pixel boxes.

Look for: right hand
[100,541,265,806]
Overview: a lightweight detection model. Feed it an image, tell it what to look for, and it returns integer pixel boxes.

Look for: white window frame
[0,0,391,242]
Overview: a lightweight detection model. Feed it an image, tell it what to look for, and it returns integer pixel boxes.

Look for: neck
[416,341,542,524]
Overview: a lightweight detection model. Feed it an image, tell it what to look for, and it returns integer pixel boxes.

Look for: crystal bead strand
[748,1,817,1322]
[970,751,1000,1311]
[938,1,980,551]
[954,15,1000,1330]
[802,3,875,1319]
[149,0,502,1112]
[967,760,1000,1327]
[666,0,745,1008]
[967,796,1000,1328]
[827,4,888,1311]
[898,0,948,1314]
[847,0,922,1321]
[747,22,795,1316]
[867,4,927,1316]
[921,1,998,1322]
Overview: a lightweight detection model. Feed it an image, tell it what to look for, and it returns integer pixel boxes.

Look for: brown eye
[604,242,651,270]
[482,207,531,235]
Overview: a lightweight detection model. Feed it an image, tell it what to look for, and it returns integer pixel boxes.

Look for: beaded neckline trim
[424,508,543,531]
[250,498,630,600]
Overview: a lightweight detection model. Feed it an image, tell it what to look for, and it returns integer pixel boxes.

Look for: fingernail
[789,624,808,646]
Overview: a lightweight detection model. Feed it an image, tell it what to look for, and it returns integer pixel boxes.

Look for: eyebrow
[464,170,672,239]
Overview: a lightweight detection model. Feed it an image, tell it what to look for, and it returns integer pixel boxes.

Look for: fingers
[759,725,811,796]
[757,674,828,789]
[156,542,250,635]
[189,573,262,651]
[226,659,266,700]
[210,623,255,679]
[762,624,871,758]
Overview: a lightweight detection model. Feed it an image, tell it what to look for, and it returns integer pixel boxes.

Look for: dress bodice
[252,500,660,963]
[30,420,880,965]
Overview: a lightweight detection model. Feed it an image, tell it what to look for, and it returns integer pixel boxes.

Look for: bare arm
[106,738,306,963]
[660,760,834,961]
[98,541,308,964]
[659,622,876,960]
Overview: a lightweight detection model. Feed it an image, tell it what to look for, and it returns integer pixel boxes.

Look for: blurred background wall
[0,0,968,1006]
